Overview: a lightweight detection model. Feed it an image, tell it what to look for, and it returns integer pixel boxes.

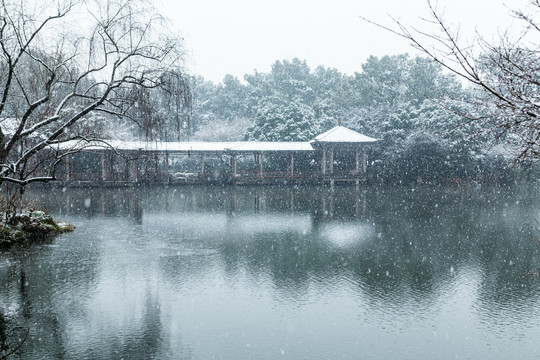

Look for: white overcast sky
[158,0,532,83]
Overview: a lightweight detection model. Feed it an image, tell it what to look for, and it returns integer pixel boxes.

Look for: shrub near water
[0,210,74,247]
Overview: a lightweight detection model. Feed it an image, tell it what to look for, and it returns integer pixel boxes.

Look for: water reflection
[0,184,539,359]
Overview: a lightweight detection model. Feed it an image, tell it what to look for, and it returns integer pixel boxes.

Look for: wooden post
[329,146,334,174]
[165,151,169,183]
[154,152,159,181]
[321,147,326,175]
[124,157,129,181]
[201,154,205,178]
[128,158,134,182]
[109,152,114,181]
[291,153,295,177]
[137,150,141,182]
[232,154,237,178]
[362,147,367,176]
[129,151,140,183]
[101,152,106,181]
[355,146,360,175]
[65,154,70,181]
[258,153,263,178]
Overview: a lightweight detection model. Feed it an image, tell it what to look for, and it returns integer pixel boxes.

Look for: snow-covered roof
[53,126,377,153]
[55,140,314,153]
[312,126,378,143]
[139,141,243,152]
[229,142,314,152]
[55,140,241,153]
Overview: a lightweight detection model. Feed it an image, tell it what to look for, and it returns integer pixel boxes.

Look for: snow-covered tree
[245,99,319,141]
[363,0,540,160]
[243,59,341,141]
[0,0,190,186]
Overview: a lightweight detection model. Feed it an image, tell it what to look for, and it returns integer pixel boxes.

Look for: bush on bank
[0,210,73,247]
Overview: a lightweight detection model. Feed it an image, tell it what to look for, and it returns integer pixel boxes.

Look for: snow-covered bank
[0,210,73,247]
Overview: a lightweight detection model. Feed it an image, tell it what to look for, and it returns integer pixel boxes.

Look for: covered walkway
[58,126,377,186]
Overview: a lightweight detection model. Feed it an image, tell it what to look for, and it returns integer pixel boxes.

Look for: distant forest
[119,55,538,185]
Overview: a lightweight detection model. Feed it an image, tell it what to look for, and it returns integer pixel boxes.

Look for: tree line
[189,55,534,184]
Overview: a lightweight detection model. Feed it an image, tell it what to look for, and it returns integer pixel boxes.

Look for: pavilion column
[362,147,367,176]
[321,146,326,175]
[109,153,115,180]
[289,153,294,177]
[231,154,237,178]
[201,154,205,178]
[134,154,140,182]
[65,154,71,181]
[101,151,114,181]
[124,157,129,181]
[129,152,140,183]
[355,146,360,174]
[101,152,106,181]
[258,153,263,178]
[329,146,334,174]
[165,151,169,182]
[154,152,159,180]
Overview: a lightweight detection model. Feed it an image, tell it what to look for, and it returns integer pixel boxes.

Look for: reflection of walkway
[225,187,367,220]
[143,209,377,252]
[145,212,314,237]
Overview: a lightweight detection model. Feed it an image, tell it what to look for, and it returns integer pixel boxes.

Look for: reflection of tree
[12,183,540,357]
[0,311,28,359]
[356,186,540,310]
[0,238,101,358]
[209,185,540,315]
[0,314,6,354]
[35,185,540,308]
[95,287,167,360]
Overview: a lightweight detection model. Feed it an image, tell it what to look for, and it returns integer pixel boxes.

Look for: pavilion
[59,125,377,186]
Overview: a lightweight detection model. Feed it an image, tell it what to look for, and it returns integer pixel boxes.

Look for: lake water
[0,184,539,359]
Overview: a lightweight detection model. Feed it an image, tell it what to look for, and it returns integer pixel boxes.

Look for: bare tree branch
[0,0,191,186]
[361,0,540,160]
